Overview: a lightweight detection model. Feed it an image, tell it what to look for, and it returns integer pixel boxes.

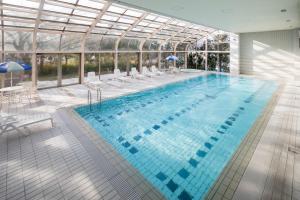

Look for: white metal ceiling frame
[0,0,230,54]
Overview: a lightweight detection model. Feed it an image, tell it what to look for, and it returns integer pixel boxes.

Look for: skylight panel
[69,18,92,25]
[2,0,39,8]
[155,17,169,23]
[40,14,69,22]
[108,5,126,14]
[145,15,156,21]
[138,21,149,26]
[4,21,35,28]
[108,31,122,36]
[118,17,134,24]
[3,9,37,19]
[101,14,118,22]
[73,9,97,18]
[132,28,142,32]
[116,25,130,30]
[44,3,73,14]
[59,0,77,3]
[124,10,143,17]
[96,23,112,28]
[78,0,104,9]
[148,23,160,28]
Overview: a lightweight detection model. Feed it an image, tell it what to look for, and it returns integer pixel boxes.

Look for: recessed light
[286,19,291,22]
[281,9,287,12]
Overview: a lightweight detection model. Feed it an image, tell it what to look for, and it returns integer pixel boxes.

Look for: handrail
[96,87,102,110]
[88,89,92,111]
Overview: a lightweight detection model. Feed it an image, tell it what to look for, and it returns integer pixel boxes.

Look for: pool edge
[204,82,284,200]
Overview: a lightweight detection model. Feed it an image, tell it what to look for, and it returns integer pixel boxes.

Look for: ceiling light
[280,9,287,12]
[286,19,291,22]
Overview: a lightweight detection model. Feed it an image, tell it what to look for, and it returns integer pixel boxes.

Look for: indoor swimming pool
[75,74,277,200]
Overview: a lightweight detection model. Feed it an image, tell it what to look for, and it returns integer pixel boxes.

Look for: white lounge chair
[142,66,155,77]
[0,113,53,136]
[113,69,132,82]
[150,65,164,76]
[130,68,145,79]
[169,66,180,73]
[86,72,102,89]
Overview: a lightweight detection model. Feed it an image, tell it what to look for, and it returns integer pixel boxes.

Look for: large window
[61,54,80,85]
[187,52,205,70]
[37,54,59,88]
[207,53,218,71]
[219,53,230,72]
[119,53,138,74]
[142,52,158,68]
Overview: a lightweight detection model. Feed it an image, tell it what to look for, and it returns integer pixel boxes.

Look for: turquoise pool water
[75,74,277,200]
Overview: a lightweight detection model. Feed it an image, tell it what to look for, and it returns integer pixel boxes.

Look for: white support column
[158,50,162,69]
[80,46,85,84]
[138,51,142,72]
[114,51,118,70]
[32,0,45,87]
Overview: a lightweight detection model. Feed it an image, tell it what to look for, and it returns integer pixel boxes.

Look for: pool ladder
[87,88,102,111]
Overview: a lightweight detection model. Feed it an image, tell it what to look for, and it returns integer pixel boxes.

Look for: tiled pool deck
[1,72,300,200]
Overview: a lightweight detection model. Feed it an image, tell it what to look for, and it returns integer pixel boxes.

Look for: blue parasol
[0,61,32,86]
[166,55,178,61]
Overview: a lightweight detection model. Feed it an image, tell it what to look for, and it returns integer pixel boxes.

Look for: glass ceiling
[0,0,219,45]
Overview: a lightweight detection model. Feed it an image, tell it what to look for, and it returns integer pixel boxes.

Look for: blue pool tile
[239,106,245,110]
[122,142,131,148]
[210,136,218,141]
[175,113,180,117]
[225,120,233,126]
[117,112,123,116]
[229,116,236,121]
[147,101,152,104]
[103,123,110,127]
[217,130,225,135]
[221,125,228,130]
[108,115,114,119]
[205,142,213,149]
[196,150,207,158]
[181,109,186,113]
[186,107,191,110]
[161,120,168,125]
[188,158,199,168]
[166,180,179,193]
[144,129,152,135]
[153,125,161,130]
[178,168,190,179]
[178,190,193,200]
[168,116,174,121]
[233,113,239,117]
[156,172,167,181]
[141,104,146,107]
[117,136,125,142]
[125,109,130,113]
[129,147,138,154]
[133,135,142,141]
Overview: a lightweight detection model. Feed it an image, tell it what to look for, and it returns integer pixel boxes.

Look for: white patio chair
[130,68,145,79]
[113,69,132,82]
[142,66,155,77]
[86,72,102,89]
[150,65,164,76]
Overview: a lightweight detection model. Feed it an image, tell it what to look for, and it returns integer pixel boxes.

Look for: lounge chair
[0,113,53,136]
[113,69,132,82]
[142,66,155,77]
[130,68,145,79]
[150,65,164,76]
[86,72,102,89]
[169,66,180,73]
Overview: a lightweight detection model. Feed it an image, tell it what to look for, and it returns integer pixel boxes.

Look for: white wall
[239,29,300,80]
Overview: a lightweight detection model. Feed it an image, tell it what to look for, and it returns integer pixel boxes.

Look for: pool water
[75,74,277,200]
